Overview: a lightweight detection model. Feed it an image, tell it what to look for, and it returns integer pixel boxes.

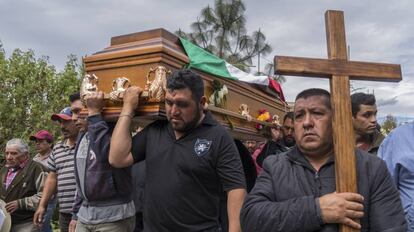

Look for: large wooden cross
[274,10,402,232]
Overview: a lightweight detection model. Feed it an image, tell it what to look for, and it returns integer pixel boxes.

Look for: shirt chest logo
[194,139,212,157]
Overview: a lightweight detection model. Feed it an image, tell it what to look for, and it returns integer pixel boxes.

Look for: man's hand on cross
[319,192,365,229]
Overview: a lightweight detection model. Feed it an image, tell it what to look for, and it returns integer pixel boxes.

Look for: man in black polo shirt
[109,69,246,232]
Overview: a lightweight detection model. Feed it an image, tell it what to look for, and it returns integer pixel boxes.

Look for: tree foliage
[263,62,286,83]
[381,114,397,135]
[0,44,82,151]
[177,0,272,72]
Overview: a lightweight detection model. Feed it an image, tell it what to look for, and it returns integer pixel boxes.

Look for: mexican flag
[179,38,285,102]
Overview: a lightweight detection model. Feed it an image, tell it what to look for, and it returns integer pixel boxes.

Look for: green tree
[0,46,82,151]
[381,114,397,135]
[177,0,272,71]
[263,62,286,83]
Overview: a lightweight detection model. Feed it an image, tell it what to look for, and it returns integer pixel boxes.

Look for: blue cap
[51,107,72,121]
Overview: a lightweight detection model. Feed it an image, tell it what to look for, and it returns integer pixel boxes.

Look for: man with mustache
[68,92,135,232]
[281,111,295,148]
[241,88,406,231]
[34,93,86,232]
[243,140,258,154]
[30,130,55,232]
[351,92,384,155]
[0,139,46,232]
[109,69,246,232]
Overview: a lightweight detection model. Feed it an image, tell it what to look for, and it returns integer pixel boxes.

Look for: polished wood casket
[82,28,288,141]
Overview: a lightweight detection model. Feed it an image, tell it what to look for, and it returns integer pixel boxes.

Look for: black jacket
[256,139,288,168]
[241,146,407,232]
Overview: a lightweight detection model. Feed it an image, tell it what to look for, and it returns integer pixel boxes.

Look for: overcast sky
[1,0,413,118]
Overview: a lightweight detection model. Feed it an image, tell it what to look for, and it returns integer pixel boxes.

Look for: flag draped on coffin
[179,38,285,102]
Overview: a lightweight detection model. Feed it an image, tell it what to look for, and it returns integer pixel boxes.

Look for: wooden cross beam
[274,10,402,232]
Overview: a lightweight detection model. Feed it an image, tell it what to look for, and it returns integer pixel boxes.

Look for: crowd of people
[0,69,412,232]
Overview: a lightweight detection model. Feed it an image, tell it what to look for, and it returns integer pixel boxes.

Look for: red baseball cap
[29,130,54,143]
[51,107,72,121]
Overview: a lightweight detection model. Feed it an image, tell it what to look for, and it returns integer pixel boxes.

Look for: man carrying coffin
[109,69,246,232]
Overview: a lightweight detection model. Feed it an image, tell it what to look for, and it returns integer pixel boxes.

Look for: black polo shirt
[131,112,246,232]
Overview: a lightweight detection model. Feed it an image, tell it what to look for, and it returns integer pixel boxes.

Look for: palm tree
[176,0,272,72]
[264,62,286,83]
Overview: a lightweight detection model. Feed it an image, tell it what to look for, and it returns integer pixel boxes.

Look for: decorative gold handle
[144,66,171,102]
[80,65,171,103]
[80,74,99,103]
[109,77,131,102]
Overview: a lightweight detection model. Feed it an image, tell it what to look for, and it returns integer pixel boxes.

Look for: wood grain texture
[273,10,403,232]
[274,56,401,82]
[326,11,358,232]
[330,75,358,190]
[82,28,288,140]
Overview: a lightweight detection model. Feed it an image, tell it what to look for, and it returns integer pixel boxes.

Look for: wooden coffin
[82,28,288,141]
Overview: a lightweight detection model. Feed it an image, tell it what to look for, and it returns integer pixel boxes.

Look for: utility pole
[258,50,260,74]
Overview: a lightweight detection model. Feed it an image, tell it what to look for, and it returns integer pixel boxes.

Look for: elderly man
[241,88,407,231]
[109,69,246,232]
[1,139,46,232]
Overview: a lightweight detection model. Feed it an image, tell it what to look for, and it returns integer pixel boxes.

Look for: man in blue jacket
[69,91,135,232]
[379,122,414,231]
[241,88,407,232]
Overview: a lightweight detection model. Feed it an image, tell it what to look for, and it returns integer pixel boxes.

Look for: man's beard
[283,136,296,147]
[171,106,202,134]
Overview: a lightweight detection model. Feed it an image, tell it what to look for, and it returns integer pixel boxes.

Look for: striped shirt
[47,140,77,214]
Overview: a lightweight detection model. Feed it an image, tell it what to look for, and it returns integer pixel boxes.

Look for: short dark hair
[69,92,81,103]
[283,112,294,123]
[167,69,204,101]
[351,92,376,117]
[295,88,331,109]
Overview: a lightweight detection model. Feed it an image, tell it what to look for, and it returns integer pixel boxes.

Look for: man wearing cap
[30,130,54,169]
[34,93,85,232]
[109,70,246,232]
[30,130,55,232]
[0,138,46,232]
[68,91,135,232]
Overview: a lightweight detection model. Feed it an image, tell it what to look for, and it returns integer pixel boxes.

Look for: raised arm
[109,87,142,168]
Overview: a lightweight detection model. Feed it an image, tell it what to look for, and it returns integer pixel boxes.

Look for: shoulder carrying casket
[82,28,288,141]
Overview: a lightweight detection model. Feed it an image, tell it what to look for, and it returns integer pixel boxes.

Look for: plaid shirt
[4,158,29,189]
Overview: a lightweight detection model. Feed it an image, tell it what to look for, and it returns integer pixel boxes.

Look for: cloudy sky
[1,0,413,118]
